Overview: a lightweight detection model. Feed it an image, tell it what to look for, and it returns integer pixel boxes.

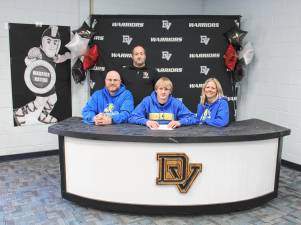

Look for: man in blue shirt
[128,77,197,129]
[82,70,134,125]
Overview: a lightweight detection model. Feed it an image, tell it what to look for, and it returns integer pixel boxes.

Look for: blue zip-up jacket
[82,84,134,125]
[197,96,229,127]
[128,91,197,126]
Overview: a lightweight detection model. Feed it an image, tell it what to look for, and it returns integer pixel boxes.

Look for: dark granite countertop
[48,117,290,143]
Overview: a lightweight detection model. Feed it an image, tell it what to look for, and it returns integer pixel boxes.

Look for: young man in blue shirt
[128,77,197,129]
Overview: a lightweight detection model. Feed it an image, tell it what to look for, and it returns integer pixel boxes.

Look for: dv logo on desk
[156,153,202,193]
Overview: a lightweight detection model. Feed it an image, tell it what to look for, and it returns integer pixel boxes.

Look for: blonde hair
[155,77,173,92]
[200,78,224,105]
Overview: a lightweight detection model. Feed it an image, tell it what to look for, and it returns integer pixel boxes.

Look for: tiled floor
[0,155,300,225]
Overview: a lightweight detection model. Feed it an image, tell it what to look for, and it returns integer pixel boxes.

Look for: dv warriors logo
[156,153,202,193]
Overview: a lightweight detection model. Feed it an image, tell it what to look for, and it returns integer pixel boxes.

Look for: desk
[49,117,290,215]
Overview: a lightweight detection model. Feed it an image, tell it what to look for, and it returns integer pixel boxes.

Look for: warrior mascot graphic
[14,25,70,126]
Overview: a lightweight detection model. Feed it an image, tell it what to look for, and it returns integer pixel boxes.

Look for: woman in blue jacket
[197,78,229,127]
[128,77,197,129]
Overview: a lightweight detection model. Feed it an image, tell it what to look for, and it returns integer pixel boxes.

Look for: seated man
[82,70,134,125]
[128,77,197,129]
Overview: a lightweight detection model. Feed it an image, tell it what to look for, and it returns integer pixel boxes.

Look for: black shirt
[121,65,159,106]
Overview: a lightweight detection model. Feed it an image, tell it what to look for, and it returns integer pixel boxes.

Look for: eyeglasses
[105,79,121,82]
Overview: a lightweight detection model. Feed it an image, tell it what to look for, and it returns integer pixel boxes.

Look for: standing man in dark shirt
[122,45,158,106]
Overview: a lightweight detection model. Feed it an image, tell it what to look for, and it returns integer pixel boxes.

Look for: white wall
[0,0,89,156]
[92,0,204,15]
[201,0,301,164]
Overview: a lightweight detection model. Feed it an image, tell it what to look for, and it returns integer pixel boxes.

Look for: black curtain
[90,15,240,121]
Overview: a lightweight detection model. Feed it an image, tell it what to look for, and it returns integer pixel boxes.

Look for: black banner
[90,15,240,121]
[9,23,71,126]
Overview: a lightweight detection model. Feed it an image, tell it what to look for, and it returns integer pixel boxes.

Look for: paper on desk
[150,124,174,130]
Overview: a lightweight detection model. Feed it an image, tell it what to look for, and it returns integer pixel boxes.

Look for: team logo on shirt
[200,108,211,123]
[142,71,149,79]
[104,103,114,113]
[104,103,119,117]
[156,153,202,193]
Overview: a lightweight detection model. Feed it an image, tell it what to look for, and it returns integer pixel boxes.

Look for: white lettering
[189,53,220,58]
[162,20,172,30]
[150,37,183,42]
[200,66,210,75]
[93,36,104,41]
[156,68,183,73]
[188,23,220,28]
[200,35,210,45]
[162,51,172,61]
[112,22,144,27]
[228,96,238,101]
[91,66,105,71]
[111,53,132,58]
[122,35,133,45]
[189,83,203,88]
[34,77,48,83]
[32,70,50,77]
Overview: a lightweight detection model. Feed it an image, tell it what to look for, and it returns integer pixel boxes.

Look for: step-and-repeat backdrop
[90,15,240,121]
